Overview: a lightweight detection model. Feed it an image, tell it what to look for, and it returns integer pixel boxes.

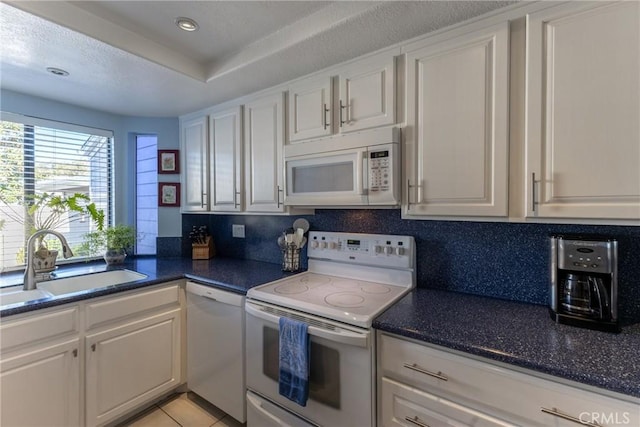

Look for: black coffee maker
[550,235,619,332]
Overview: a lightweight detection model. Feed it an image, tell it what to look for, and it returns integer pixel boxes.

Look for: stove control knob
[395,247,405,256]
[383,246,393,255]
[320,241,328,249]
[374,245,383,254]
[328,242,337,250]
[311,241,319,249]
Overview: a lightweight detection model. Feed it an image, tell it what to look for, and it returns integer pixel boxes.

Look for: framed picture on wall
[158,150,180,174]
[159,183,181,207]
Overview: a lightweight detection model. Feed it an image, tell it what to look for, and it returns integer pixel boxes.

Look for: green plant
[83,224,136,255]
[0,192,104,249]
[1,192,104,232]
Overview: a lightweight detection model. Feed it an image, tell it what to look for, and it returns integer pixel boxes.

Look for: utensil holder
[192,236,215,260]
[281,244,301,272]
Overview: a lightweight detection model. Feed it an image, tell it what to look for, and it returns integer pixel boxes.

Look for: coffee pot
[550,235,619,332]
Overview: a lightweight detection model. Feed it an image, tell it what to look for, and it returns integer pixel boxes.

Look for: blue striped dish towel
[278,317,310,406]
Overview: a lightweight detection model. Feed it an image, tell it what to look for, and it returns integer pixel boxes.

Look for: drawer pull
[403,363,448,381]
[405,415,430,427]
[541,407,601,427]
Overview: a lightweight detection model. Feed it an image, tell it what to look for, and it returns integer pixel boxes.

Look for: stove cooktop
[247,271,410,328]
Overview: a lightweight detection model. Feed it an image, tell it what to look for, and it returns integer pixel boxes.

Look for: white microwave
[284,128,400,207]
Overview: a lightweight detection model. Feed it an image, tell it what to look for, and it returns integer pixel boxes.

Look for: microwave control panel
[308,231,414,269]
[367,143,398,205]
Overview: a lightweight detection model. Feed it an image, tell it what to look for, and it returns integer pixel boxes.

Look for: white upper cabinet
[181,116,209,212]
[403,22,510,218]
[244,91,286,212]
[209,106,243,212]
[525,1,640,220]
[337,52,396,133]
[288,75,333,142]
[287,50,397,143]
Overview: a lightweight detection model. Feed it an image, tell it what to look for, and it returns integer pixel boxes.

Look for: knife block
[192,236,215,260]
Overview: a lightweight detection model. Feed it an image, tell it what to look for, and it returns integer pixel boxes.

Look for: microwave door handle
[357,150,366,195]
[245,303,369,348]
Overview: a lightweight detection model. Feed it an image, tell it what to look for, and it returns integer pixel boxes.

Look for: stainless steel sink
[0,288,53,307]
[37,270,148,296]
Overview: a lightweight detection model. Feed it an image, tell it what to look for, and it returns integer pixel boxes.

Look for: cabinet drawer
[380,334,517,411]
[0,306,79,353]
[380,377,515,427]
[379,334,640,427]
[86,284,180,329]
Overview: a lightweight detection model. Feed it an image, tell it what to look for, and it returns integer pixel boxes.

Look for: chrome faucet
[23,230,74,291]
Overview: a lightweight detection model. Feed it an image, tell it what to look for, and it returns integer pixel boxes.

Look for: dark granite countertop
[0,256,295,317]
[373,288,640,399]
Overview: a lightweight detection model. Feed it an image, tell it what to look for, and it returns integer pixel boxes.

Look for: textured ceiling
[0,1,518,117]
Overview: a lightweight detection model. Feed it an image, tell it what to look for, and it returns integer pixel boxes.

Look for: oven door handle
[246,303,369,348]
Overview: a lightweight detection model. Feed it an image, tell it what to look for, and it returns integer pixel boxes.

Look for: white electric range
[245,231,415,427]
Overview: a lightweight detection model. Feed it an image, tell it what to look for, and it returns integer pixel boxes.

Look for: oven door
[245,300,374,427]
[284,147,368,206]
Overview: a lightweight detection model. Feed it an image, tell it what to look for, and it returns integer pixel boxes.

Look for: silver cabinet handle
[91,343,96,352]
[405,416,430,427]
[403,363,448,381]
[339,99,346,127]
[406,179,412,210]
[323,103,330,130]
[234,191,241,209]
[277,186,284,208]
[201,192,207,208]
[72,349,78,358]
[531,172,537,212]
[541,407,601,427]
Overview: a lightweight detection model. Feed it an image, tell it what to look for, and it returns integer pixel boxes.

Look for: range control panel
[308,231,414,269]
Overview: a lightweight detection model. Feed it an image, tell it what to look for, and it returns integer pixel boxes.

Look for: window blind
[0,112,113,272]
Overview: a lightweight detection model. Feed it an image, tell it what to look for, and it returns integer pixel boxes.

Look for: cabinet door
[209,107,243,212]
[244,92,285,212]
[288,76,333,142]
[338,52,396,133]
[85,308,181,427]
[1,339,81,427]
[181,116,209,212]
[525,1,640,220]
[404,23,509,217]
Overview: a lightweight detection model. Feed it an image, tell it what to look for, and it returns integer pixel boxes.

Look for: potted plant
[0,192,104,271]
[84,224,136,265]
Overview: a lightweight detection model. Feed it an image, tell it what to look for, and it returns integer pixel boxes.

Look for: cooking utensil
[292,218,310,233]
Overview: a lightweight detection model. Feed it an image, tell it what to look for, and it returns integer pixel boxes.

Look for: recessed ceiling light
[175,17,199,32]
[46,67,69,77]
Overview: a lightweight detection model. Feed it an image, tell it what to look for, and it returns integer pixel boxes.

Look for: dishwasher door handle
[186,281,244,307]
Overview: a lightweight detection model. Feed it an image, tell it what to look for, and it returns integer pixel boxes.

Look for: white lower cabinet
[0,281,183,427]
[85,308,181,427]
[1,337,81,427]
[378,332,640,427]
[0,305,81,427]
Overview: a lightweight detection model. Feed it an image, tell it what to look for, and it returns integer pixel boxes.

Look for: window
[136,135,158,254]
[0,113,113,272]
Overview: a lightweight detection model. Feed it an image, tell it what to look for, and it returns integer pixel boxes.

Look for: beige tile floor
[119,392,245,427]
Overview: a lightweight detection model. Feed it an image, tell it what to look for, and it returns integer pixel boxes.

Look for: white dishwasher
[186,281,246,423]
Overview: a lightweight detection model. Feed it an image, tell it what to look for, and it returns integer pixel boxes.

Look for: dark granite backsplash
[182,210,640,324]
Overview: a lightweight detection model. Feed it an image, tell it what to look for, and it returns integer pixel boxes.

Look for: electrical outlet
[232,224,245,238]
